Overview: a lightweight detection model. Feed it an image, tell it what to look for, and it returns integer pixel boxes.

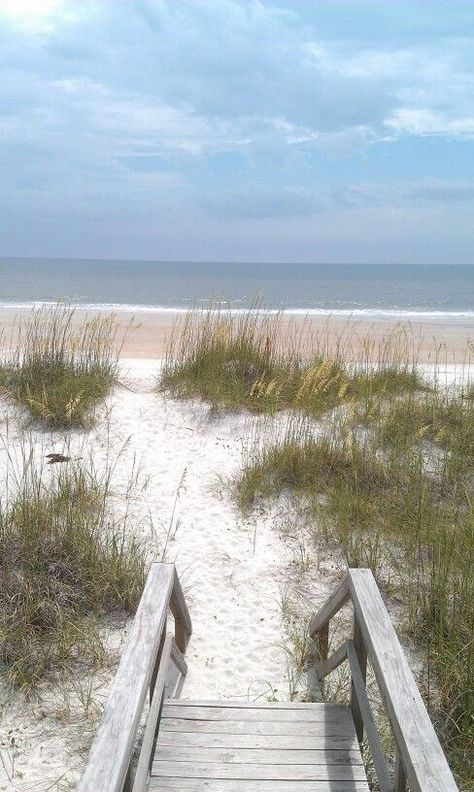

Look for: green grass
[233,381,474,788]
[160,305,425,416]
[0,458,146,688]
[0,304,122,428]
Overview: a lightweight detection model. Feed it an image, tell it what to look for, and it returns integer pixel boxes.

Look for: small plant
[0,455,146,688]
[0,304,123,428]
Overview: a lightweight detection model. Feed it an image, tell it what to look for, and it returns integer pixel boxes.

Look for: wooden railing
[309,568,459,792]
[78,562,192,792]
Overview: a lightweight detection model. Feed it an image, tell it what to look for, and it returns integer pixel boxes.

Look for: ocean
[1,258,473,320]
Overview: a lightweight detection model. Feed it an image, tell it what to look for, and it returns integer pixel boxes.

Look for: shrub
[0,304,122,428]
[0,459,146,687]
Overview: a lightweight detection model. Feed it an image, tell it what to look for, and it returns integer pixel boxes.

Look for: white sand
[0,360,342,791]
[0,359,471,790]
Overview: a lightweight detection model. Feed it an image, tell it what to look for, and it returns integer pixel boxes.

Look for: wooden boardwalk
[78,564,460,792]
[150,700,369,791]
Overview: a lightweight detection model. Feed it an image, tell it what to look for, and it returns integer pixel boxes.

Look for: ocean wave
[0,300,473,320]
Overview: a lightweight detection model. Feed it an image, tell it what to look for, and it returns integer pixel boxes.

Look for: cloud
[386,109,474,139]
[0,0,473,261]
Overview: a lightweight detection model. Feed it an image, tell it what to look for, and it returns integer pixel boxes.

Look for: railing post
[350,615,367,745]
[319,621,329,662]
[395,752,408,792]
[122,761,132,792]
[169,567,192,652]
[150,617,167,704]
[317,622,329,696]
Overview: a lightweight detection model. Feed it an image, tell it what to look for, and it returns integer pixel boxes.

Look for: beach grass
[233,382,473,787]
[160,305,425,415]
[0,455,146,688]
[0,304,122,428]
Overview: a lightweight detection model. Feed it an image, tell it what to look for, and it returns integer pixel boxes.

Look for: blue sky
[1,0,473,263]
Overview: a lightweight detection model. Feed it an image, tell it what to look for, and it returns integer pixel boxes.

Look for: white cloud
[386,108,474,138]
[0,0,66,28]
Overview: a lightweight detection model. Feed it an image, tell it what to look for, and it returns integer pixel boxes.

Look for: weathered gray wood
[156,731,359,750]
[132,634,173,792]
[170,566,192,652]
[160,717,356,737]
[154,746,364,765]
[348,568,458,792]
[163,638,188,700]
[149,779,370,791]
[317,641,348,679]
[149,617,167,704]
[78,563,175,792]
[152,761,368,780]
[309,576,349,637]
[170,700,341,709]
[350,617,367,744]
[346,640,392,792]
[162,704,350,722]
[170,639,188,676]
[395,751,408,792]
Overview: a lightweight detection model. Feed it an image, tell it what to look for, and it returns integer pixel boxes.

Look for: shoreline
[0,305,473,363]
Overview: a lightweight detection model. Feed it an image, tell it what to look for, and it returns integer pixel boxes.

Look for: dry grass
[160,304,425,415]
[0,453,146,688]
[232,367,473,788]
[0,304,123,428]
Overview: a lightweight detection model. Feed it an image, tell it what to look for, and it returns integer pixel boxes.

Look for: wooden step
[150,700,369,792]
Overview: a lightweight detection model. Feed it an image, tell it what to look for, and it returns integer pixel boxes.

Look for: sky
[1,0,473,264]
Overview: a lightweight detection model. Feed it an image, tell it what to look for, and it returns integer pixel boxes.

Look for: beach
[0,305,472,362]
[0,308,472,790]
[0,356,341,791]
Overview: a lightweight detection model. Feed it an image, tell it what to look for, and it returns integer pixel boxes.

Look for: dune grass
[0,305,122,428]
[160,305,425,415]
[0,456,146,688]
[233,383,474,787]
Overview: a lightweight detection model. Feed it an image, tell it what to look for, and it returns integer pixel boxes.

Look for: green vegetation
[162,305,473,785]
[0,304,121,428]
[160,306,425,415]
[0,459,146,688]
[234,388,474,788]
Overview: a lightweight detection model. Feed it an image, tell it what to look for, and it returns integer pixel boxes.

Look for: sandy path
[0,361,308,790]
[0,357,470,790]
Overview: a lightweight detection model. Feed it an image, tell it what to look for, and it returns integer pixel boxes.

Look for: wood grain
[78,563,175,792]
[348,568,458,792]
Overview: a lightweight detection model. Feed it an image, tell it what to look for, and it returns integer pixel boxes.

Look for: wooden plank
[348,568,458,792]
[162,704,351,722]
[346,640,392,792]
[317,641,348,679]
[132,634,173,792]
[309,576,349,637]
[78,563,175,792]
[170,566,192,651]
[152,761,368,780]
[149,779,370,791]
[159,718,356,737]
[168,700,345,710]
[156,731,359,751]
[154,746,364,765]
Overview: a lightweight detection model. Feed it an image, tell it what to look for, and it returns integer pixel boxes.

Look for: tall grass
[0,305,122,428]
[160,305,425,415]
[0,454,146,688]
[233,383,473,787]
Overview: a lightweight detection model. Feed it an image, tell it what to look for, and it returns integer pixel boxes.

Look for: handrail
[78,562,191,792]
[309,568,459,792]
